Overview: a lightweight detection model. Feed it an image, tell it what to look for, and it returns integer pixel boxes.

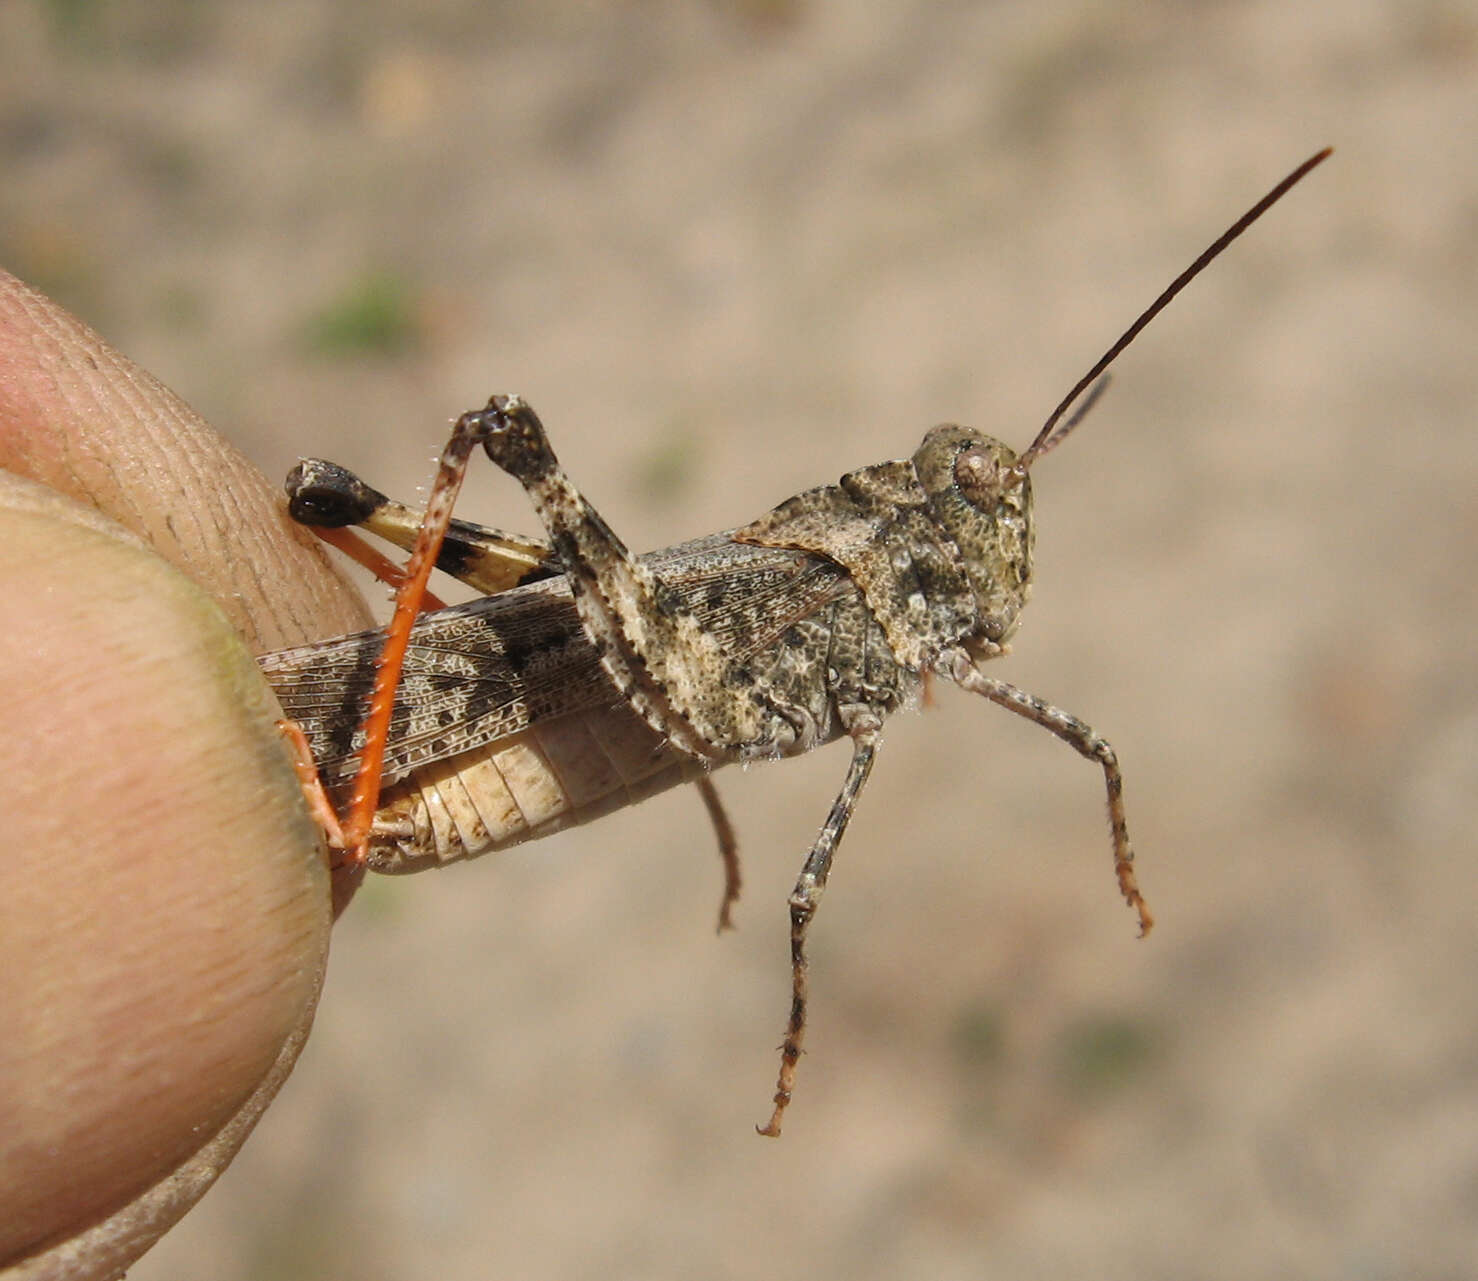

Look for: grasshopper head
[913,150,1336,663]
[913,425,1034,650]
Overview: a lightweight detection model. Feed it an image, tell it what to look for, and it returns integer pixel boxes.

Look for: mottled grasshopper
[259,149,1329,1135]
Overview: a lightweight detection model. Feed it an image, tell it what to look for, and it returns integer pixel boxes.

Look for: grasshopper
[258,149,1330,1135]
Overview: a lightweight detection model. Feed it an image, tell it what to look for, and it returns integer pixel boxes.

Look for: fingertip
[0,488,332,1268]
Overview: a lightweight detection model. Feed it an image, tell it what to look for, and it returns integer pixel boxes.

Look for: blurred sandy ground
[3,2,1475,1277]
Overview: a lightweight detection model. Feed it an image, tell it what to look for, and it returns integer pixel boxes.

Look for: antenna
[1014,147,1332,473]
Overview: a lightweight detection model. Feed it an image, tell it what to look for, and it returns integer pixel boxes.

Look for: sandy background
[4,2,1476,1278]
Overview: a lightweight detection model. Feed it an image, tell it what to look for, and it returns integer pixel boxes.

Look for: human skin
[0,269,372,1278]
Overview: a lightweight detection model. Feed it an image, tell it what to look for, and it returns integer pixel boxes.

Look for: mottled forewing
[259,576,608,788]
[259,536,854,788]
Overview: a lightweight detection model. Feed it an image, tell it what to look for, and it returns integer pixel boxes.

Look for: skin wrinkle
[40,296,153,529]
[87,362,229,613]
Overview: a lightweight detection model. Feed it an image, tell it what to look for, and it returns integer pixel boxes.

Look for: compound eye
[953,446,1002,507]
